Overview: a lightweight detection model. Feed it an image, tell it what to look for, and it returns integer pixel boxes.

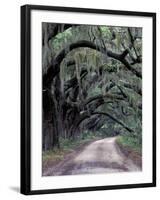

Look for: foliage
[116,135,142,154]
[52,28,73,51]
[42,134,101,166]
[42,22,142,153]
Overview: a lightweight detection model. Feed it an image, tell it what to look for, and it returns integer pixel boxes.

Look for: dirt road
[43,137,141,176]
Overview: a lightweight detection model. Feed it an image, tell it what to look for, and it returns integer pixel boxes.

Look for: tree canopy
[42,23,142,151]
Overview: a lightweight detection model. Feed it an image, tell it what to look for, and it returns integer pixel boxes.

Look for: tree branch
[84,93,124,106]
[73,111,134,134]
[92,112,134,132]
[43,40,142,88]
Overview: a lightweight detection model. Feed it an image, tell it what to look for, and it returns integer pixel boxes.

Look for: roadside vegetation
[116,135,142,167]
[116,135,142,154]
[42,131,102,170]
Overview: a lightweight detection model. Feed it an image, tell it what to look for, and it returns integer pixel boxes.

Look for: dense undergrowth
[42,131,103,166]
[116,134,142,154]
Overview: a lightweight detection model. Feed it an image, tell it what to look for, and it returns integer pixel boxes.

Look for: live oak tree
[42,23,142,151]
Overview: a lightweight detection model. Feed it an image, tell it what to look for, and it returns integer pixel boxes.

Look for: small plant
[116,134,142,154]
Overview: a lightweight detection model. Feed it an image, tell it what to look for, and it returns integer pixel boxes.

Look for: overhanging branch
[74,111,134,133]
[43,40,142,88]
[92,112,134,132]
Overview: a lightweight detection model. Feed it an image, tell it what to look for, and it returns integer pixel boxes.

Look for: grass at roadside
[116,135,142,154]
[42,133,102,170]
[116,135,142,168]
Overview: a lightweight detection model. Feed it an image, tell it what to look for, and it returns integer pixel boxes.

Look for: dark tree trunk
[42,90,59,150]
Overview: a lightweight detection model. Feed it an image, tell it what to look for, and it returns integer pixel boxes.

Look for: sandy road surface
[43,137,141,176]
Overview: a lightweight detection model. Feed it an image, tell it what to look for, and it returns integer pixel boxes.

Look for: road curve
[43,137,141,176]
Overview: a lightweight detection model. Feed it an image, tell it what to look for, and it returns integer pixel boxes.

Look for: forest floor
[43,137,141,176]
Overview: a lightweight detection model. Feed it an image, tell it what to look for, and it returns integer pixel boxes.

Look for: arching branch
[73,111,134,134]
[92,112,134,132]
[43,40,142,88]
[84,93,124,106]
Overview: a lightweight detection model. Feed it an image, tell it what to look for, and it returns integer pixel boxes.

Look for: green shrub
[116,135,142,154]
